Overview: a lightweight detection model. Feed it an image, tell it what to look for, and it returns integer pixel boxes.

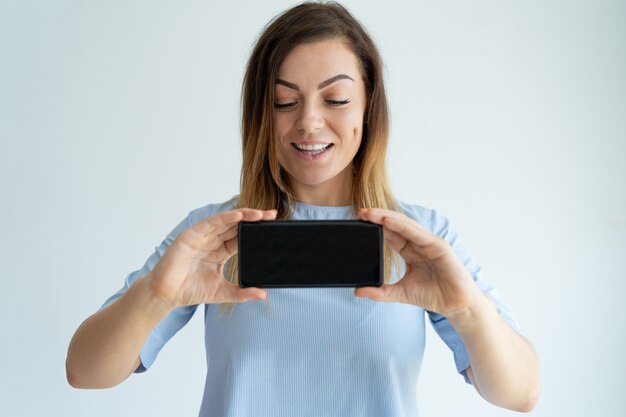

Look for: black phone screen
[238,220,383,288]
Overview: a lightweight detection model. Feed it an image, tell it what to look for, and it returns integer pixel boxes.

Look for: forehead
[277,38,362,81]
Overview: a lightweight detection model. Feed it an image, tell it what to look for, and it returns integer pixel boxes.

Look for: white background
[1,0,624,416]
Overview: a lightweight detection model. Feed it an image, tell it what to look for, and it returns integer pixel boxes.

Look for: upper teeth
[294,143,331,151]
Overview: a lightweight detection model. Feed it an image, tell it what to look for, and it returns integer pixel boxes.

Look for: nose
[296,100,324,134]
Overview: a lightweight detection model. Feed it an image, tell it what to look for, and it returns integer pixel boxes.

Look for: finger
[357,207,405,225]
[359,208,434,257]
[223,234,239,258]
[380,226,410,254]
[357,207,384,224]
[209,209,277,250]
[189,211,240,237]
[359,208,428,245]
[260,209,278,220]
[378,215,437,247]
[213,208,277,252]
[354,283,408,304]
[218,281,267,303]
[382,228,429,264]
[216,223,240,243]
[195,209,277,236]
[238,208,278,222]
[358,208,410,250]
[359,208,431,238]
[198,234,239,264]
[184,222,238,257]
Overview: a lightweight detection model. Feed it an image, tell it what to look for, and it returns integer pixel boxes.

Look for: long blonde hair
[224,2,400,305]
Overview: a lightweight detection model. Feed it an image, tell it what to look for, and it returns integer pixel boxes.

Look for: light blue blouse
[102,198,520,417]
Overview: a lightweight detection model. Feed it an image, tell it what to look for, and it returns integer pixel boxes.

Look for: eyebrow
[276,74,355,91]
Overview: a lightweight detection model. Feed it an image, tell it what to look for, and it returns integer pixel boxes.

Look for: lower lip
[292,144,334,161]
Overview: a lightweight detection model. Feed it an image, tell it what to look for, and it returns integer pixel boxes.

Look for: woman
[66,2,540,415]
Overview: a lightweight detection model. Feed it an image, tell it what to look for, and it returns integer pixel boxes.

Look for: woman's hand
[146,208,277,308]
[355,208,481,317]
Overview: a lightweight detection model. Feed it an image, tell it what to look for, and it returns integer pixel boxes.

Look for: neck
[289,166,354,207]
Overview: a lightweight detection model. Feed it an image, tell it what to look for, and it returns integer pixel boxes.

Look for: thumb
[219,282,267,303]
[354,284,403,303]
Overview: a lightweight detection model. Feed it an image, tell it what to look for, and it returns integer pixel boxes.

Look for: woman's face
[273,38,367,199]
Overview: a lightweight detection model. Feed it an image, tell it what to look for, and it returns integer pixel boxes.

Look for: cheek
[335,110,364,139]
[273,114,292,144]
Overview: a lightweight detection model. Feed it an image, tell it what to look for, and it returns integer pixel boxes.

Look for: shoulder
[186,196,239,227]
[397,200,451,237]
[398,201,484,281]
[157,197,239,242]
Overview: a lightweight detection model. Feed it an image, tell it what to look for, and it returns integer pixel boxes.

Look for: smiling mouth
[292,143,333,156]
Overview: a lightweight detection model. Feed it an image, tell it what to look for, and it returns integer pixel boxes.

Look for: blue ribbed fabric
[102,198,520,417]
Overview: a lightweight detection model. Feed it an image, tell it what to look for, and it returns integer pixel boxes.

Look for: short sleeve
[99,214,198,372]
[401,203,522,384]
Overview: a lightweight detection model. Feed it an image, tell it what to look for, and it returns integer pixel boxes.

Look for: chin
[289,167,340,185]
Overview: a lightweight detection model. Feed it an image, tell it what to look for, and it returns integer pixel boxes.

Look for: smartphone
[238,220,383,288]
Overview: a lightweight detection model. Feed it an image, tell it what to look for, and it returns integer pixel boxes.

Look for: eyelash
[273,99,351,110]
[327,99,351,107]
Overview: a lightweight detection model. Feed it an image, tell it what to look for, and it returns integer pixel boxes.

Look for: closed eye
[326,99,350,107]
[273,99,351,110]
[274,102,297,110]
